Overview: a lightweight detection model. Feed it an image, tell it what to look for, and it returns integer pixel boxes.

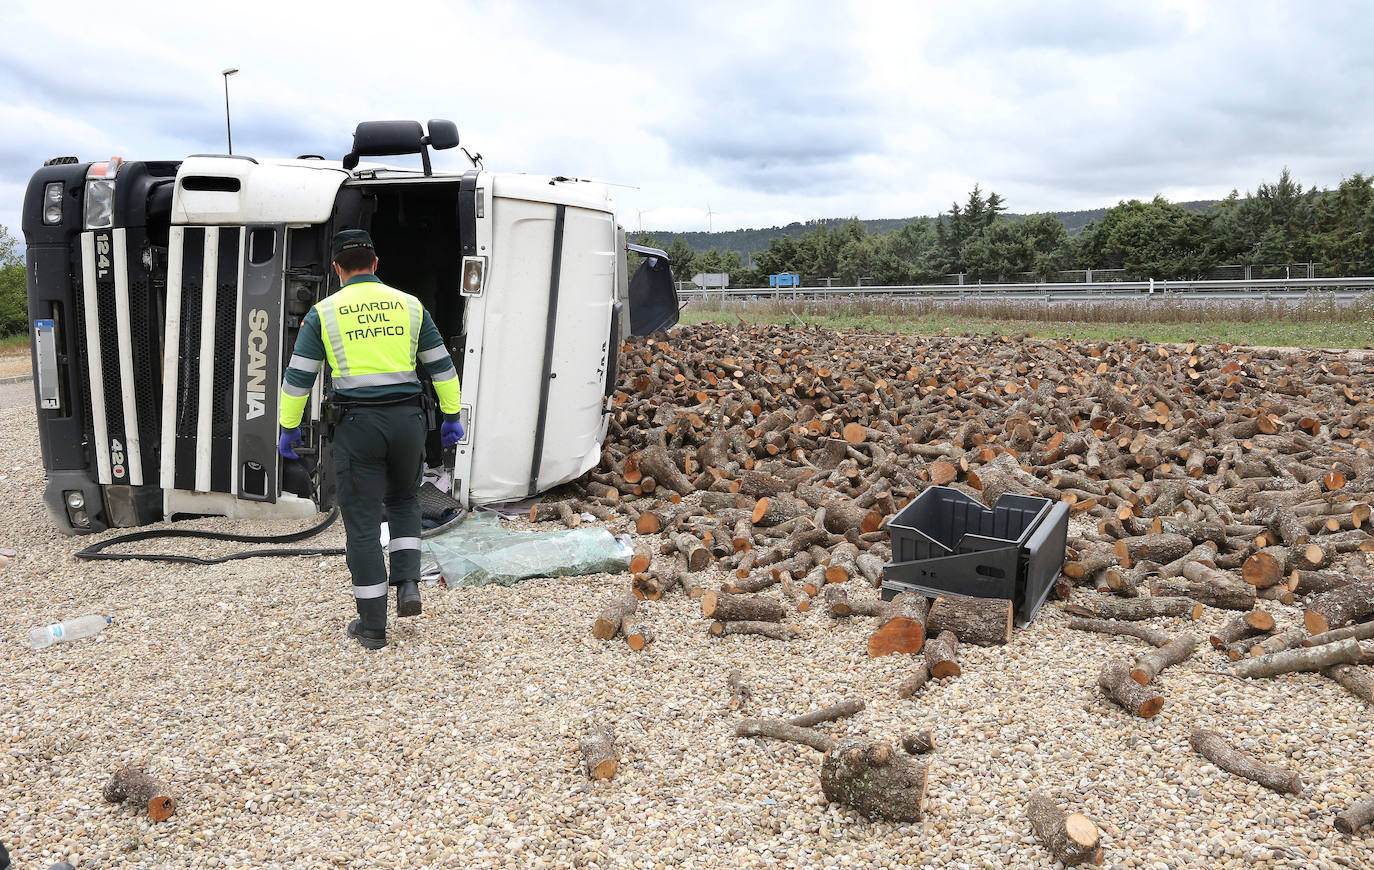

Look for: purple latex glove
[278,428,302,459]
[441,419,464,447]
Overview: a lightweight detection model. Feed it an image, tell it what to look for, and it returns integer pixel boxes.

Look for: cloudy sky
[2,0,1371,240]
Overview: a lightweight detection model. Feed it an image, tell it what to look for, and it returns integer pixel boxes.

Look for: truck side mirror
[426,120,460,151]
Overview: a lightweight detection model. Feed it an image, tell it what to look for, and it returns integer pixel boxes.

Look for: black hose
[75,508,346,565]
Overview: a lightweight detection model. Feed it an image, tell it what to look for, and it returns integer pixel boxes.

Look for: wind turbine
[635,207,646,234]
[705,203,716,233]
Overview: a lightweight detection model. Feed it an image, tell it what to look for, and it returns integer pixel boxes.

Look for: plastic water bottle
[29,615,111,649]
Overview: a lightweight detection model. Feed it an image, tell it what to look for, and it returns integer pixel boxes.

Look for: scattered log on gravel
[1112,533,1194,567]
[708,620,800,641]
[1304,582,1374,634]
[735,719,832,752]
[1130,633,1199,685]
[592,592,639,640]
[925,595,1014,646]
[103,767,175,821]
[1097,660,1164,718]
[1026,791,1103,867]
[701,590,784,623]
[924,630,962,678]
[579,728,619,780]
[867,592,932,657]
[1303,620,1374,648]
[621,617,654,650]
[1241,548,1289,588]
[896,663,931,699]
[1188,728,1303,794]
[673,533,712,572]
[1067,617,1171,647]
[1065,597,1202,622]
[726,669,752,711]
[900,731,937,755]
[788,698,866,728]
[1208,611,1276,649]
[820,739,930,822]
[1290,570,1360,597]
[1323,663,1374,703]
[1233,638,1371,678]
[1335,796,1374,835]
[632,565,683,601]
[1247,627,1308,659]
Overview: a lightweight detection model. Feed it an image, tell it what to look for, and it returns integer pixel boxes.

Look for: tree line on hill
[635,169,1374,288]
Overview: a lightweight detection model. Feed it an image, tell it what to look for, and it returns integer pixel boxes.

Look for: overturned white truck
[23,119,677,534]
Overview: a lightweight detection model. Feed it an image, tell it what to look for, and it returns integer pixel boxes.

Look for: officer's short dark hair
[334,247,377,273]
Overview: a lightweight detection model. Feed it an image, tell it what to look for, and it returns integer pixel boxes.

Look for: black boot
[347,619,386,649]
[397,580,421,617]
[349,597,387,649]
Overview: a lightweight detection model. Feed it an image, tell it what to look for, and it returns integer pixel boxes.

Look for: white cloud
[1,0,1372,240]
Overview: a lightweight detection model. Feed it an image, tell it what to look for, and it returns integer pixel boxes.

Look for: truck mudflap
[159,224,288,508]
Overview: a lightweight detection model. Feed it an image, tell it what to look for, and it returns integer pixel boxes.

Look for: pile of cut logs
[562,323,1373,841]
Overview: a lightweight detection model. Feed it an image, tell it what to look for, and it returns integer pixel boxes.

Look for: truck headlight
[65,490,85,510]
[83,179,115,229]
[43,182,63,225]
[83,157,122,230]
[460,255,487,297]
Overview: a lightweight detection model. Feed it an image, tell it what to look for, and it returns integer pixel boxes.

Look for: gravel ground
[1,383,1372,870]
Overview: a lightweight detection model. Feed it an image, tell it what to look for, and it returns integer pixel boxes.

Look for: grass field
[680,295,1374,348]
[0,335,27,354]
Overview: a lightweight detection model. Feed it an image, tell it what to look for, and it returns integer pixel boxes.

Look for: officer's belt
[331,393,424,411]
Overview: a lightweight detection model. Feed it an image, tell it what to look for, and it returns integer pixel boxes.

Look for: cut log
[632,565,683,601]
[820,739,930,822]
[1335,796,1374,835]
[579,727,619,780]
[1154,568,1256,612]
[1290,569,1358,597]
[1248,627,1308,658]
[1026,790,1103,867]
[825,542,860,584]
[924,630,961,678]
[1112,533,1194,567]
[735,718,832,752]
[1097,660,1164,718]
[1208,611,1276,649]
[1323,663,1374,703]
[102,767,175,822]
[900,731,937,754]
[701,590,784,622]
[726,669,752,711]
[751,494,809,527]
[621,616,654,651]
[925,595,1013,646]
[1130,633,1199,685]
[639,443,694,495]
[1064,597,1202,621]
[1235,637,1371,678]
[673,533,712,572]
[708,620,800,641]
[788,698,865,728]
[1188,728,1303,794]
[1067,617,1171,647]
[1304,581,1374,633]
[896,663,930,699]
[866,593,931,657]
[592,592,639,640]
[1302,619,1374,648]
[1241,548,1288,588]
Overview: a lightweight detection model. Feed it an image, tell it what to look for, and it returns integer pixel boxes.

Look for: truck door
[159,224,287,503]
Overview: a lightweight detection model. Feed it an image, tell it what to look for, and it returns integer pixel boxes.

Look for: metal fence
[677,275,1374,304]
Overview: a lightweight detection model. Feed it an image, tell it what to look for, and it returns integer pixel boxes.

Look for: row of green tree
[637,169,1374,287]
[0,227,25,336]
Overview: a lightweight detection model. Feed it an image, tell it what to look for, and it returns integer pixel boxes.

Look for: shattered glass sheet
[420,511,631,587]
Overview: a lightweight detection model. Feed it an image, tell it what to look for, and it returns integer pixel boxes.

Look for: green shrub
[0,264,26,337]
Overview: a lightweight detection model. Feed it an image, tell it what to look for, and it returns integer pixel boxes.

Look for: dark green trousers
[332,403,426,631]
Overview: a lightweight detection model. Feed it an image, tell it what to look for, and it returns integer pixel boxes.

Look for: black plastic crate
[880,486,1069,628]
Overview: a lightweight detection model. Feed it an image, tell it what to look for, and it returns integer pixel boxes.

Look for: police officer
[277,229,463,650]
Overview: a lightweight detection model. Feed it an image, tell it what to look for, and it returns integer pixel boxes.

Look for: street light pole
[221,67,239,155]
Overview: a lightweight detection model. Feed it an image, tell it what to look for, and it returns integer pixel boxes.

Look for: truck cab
[23,120,677,534]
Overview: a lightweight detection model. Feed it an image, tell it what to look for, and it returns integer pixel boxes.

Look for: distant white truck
[23,119,677,534]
